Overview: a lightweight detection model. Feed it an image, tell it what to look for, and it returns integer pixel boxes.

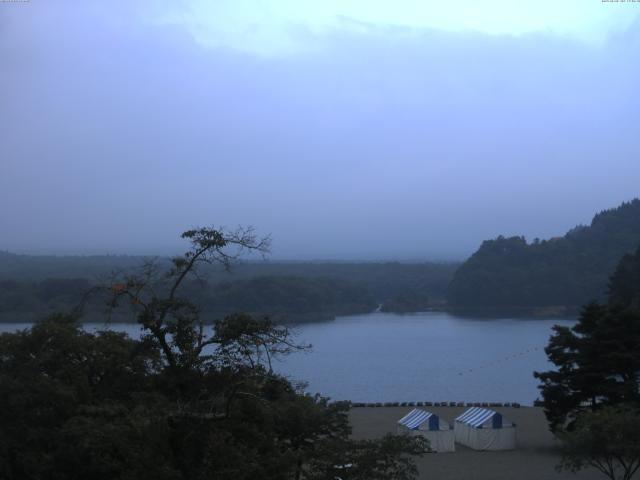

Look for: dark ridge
[448,198,640,310]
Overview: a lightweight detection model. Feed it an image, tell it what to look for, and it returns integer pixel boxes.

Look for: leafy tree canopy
[0,226,426,480]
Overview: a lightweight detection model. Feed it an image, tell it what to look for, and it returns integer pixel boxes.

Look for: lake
[0,312,572,406]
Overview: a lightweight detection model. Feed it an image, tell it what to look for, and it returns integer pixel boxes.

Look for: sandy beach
[349,406,603,480]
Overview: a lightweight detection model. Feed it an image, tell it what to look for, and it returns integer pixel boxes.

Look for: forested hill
[448,199,640,312]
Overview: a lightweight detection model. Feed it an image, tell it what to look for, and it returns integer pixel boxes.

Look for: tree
[0,226,427,480]
[0,314,165,480]
[534,246,640,432]
[305,434,429,480]
[558,405,640,480]
[104,226,272,371]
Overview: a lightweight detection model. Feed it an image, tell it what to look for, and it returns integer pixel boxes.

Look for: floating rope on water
[456,346,542,376]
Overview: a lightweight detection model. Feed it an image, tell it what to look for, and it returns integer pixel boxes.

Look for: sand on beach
[349,406,604,480]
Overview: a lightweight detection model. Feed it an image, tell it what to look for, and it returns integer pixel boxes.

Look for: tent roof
[455,407,501,428]
[398,408,435,429]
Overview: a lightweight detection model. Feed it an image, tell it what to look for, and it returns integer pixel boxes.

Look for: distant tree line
[0,278,91,315]
[448,199,640,311]
[0,254,457,321]
[0,276,376,323]
[0,252,458,303]
[185,275,378,322]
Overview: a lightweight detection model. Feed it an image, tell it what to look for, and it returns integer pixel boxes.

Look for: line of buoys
[456,346,542,376]
[350,401,521,408]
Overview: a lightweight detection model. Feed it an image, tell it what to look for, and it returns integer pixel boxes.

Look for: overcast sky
[1,1,639,260]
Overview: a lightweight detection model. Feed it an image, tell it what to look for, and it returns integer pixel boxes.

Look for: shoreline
[0,304,582,324]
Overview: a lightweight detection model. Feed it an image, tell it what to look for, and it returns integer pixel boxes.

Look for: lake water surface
[0,312,573,406]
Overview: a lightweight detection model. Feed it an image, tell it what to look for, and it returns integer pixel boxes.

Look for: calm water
[0,312,572,406]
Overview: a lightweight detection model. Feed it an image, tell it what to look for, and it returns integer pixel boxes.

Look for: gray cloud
[1,2,639,259]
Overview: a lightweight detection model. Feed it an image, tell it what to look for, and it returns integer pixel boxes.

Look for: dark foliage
[449,199,640,309]
[534,245,640,432]
[0,227,426,480]
[0,255,457,321]
[0,276,375,324]
[379,292,432,313]
[557,405,640,480]
[186,275,377,322]
[0,278,90,314]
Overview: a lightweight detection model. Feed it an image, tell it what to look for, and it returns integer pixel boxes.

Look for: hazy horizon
[2,1,639,260]
[0,195,637,261]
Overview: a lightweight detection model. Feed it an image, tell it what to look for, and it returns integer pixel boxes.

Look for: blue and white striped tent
[397,409,454,452]
[398,409,441,430]
[455,407,506,429]
[454,407,516,450]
